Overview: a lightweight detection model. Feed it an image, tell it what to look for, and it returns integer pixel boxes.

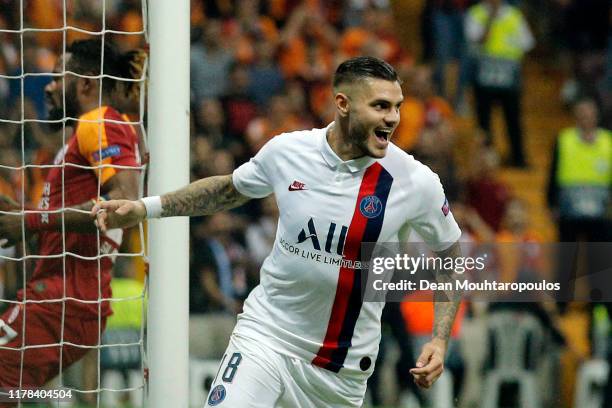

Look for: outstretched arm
[432,242,462,343]
[159,174,249,217]
[93,174,250,232]
[0,170,139,248]
[410,241,462,389]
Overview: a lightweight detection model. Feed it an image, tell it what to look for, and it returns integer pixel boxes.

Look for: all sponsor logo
[297,218,348,255]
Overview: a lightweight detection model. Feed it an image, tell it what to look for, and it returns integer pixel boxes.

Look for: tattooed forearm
[160,175,250,217]
[433,293,459,342]
[433,241,463,343]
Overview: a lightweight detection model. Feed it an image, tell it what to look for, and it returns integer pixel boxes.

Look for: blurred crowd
[0,0,611,407]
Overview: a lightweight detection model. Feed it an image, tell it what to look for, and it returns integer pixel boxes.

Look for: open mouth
[374,128,392,143]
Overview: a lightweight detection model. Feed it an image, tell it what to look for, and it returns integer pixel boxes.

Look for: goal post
[147,0,190,407]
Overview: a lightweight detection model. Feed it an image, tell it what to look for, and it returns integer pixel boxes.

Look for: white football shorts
[204,334,367,407]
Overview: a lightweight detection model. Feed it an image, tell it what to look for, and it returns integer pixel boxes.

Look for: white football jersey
[231,123,461,378]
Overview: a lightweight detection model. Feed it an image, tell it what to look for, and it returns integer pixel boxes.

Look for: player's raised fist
[92,199,146,232]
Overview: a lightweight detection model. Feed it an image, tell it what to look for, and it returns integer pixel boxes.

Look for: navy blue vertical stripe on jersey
[326,166,394,372]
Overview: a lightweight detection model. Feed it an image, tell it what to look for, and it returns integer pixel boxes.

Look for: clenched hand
[409,338,447,389]
[92,199,147,232]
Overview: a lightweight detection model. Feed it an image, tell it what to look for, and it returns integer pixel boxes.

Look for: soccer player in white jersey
[93,56,463,407]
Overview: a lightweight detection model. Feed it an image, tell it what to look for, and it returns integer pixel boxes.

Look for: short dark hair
[333,56,399,89]
[66,39,124,95]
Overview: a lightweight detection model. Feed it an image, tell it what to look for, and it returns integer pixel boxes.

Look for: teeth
[375,129,392,140]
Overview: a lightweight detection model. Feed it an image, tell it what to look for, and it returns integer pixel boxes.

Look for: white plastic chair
[573,359,609,408]
[481,311,544,408]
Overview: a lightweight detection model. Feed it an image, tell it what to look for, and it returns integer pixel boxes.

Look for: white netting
[0,1,149,406]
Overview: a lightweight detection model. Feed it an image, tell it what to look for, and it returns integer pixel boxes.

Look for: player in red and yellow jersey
[0,39,142,392]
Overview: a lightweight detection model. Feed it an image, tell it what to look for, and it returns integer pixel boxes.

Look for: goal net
[0,1,149,406]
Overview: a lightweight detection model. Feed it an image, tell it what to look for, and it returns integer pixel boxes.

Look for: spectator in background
[394,65,460,198]
[547,99,611,317]
[275,4,338,126]
[342,0,391,28]
[245,94,305,154]
[602,27,612,129]
[191,136,214,179]
[247,40,285,107]
[555,0,610,105]
[189,211,253,359]
[394,65,454,152]
[547,98,611,242]
[339,5,405,64]
[284,79,319,126]
[495,198,545,285]
[221,63,259,158]
[487,198,568,401]
[200,0,234,20]
[450,200,495,243]
[227,0,279,65]
[430,0,474,112]
[7,37,53,121]
[245,195,278,267]
[210,148,236,177]
[112,1,144,51]
[496,198,539,243]
[195,99,227,148]
[466,0,534,168]
[278,3,338,81]
[0,15,15,117]
[401,292,467,406]
[293,31,336,122]
[368,302,418,408]
[190,19,234,102]
[25,0,63,49]
[466,138,512,231]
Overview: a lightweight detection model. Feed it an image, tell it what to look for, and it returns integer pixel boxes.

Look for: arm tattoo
[433,241,463,343]
[160,174,250,217]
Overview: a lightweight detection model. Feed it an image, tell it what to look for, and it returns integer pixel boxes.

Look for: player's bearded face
[347,79,403,159]
[47,80,79,131]
[46,55,80,132]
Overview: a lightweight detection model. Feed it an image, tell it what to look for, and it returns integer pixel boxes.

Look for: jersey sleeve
[77,119,139,185]
[232,137,279,198]
[408,170,461,252]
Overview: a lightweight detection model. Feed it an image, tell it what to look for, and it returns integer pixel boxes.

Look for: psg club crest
[208,385,226,406]
[360,195,383,219]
